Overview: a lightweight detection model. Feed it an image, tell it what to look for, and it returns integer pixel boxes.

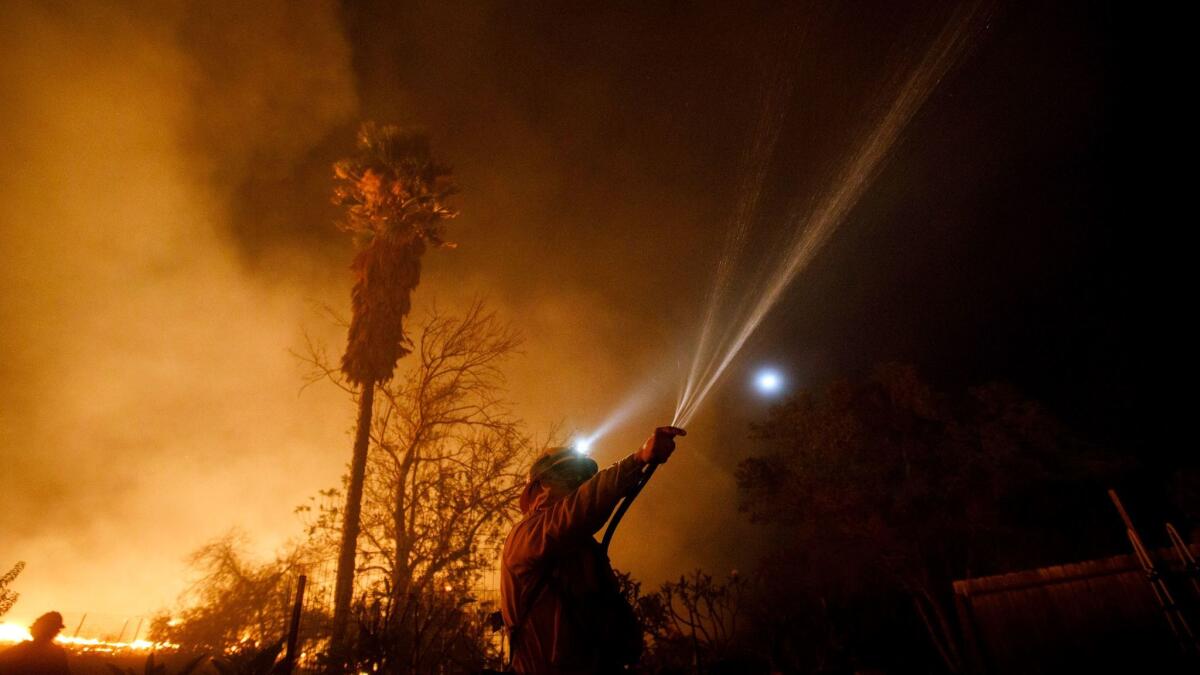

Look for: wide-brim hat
[519,446,598,512]
[32,611,65,631]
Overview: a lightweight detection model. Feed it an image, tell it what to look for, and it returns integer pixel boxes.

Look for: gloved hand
[638,426,687,465]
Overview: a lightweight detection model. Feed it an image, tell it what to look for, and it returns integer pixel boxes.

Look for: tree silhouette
[617,568,761,674]
[300,300,534,673]
[328,123,458,649]
[152,533,322,655]
[737,364,1110,673]
[0,561,23,618]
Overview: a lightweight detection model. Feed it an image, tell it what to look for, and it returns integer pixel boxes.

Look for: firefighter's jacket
[501,452,646,673]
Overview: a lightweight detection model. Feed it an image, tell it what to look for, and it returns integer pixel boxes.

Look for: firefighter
[0,611,71,675]
[501,426,686,673]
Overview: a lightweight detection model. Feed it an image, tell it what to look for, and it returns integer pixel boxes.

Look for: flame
[0,622,177,652]
[0,623,30,644]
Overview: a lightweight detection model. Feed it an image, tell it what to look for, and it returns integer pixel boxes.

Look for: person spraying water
[495,6,991,673]
[500,426,686,674]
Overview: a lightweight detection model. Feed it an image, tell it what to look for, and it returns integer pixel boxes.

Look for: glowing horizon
[0,621,176,652]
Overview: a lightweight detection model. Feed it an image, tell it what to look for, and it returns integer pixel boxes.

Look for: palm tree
[329,123,457,650]
[0,561,24,617]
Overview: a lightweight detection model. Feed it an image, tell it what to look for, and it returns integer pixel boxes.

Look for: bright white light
[754,369,783,395]
[0,622,31,644]
[573,436,593,454]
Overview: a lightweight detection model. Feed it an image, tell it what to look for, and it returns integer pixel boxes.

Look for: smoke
[0,0,356,624]
[0,0,1010,632]
[0,0,710,628]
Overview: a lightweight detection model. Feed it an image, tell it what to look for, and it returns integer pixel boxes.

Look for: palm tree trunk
[332,380,375,651]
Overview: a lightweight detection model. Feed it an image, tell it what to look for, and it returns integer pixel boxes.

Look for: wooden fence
[953,545,1199,674]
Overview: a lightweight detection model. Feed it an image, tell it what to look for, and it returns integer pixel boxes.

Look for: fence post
[1109,489,1198,653]
[282,574,308,674]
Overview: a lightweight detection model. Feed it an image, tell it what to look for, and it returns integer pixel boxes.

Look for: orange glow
[0,622,177,653]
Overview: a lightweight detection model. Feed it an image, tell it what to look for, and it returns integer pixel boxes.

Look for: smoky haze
[0,0,360,623]
[0,0,763,624]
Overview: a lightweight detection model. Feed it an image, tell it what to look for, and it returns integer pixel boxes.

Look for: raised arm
[508,426,686,568]
[538,452,647,542]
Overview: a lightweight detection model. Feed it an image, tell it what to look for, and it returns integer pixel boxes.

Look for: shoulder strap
[507,566,553,669]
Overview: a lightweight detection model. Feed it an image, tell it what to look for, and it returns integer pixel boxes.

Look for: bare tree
[736,364,1115,673]
[301,300,534,673]
[153,533,326,655]
[657,570,748,673]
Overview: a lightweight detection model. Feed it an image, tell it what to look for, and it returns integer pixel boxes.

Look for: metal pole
[71,613,87,639]
[1109,490,1198,651]
[1109,489,1137,532]
[1167,523,1200,597]
[1128,528,1190,639]
[282,574,307,674]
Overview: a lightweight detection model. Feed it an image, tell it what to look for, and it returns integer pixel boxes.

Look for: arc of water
[674,1,991,428]
[676,64,795,422]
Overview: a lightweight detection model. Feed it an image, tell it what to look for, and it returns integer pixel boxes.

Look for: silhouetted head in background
[0,610,70,675]
[30,612,65,643]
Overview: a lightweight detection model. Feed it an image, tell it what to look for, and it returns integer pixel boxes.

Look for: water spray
[672,1,990,429]
[575,3,990,524]
[676,62,794,432]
